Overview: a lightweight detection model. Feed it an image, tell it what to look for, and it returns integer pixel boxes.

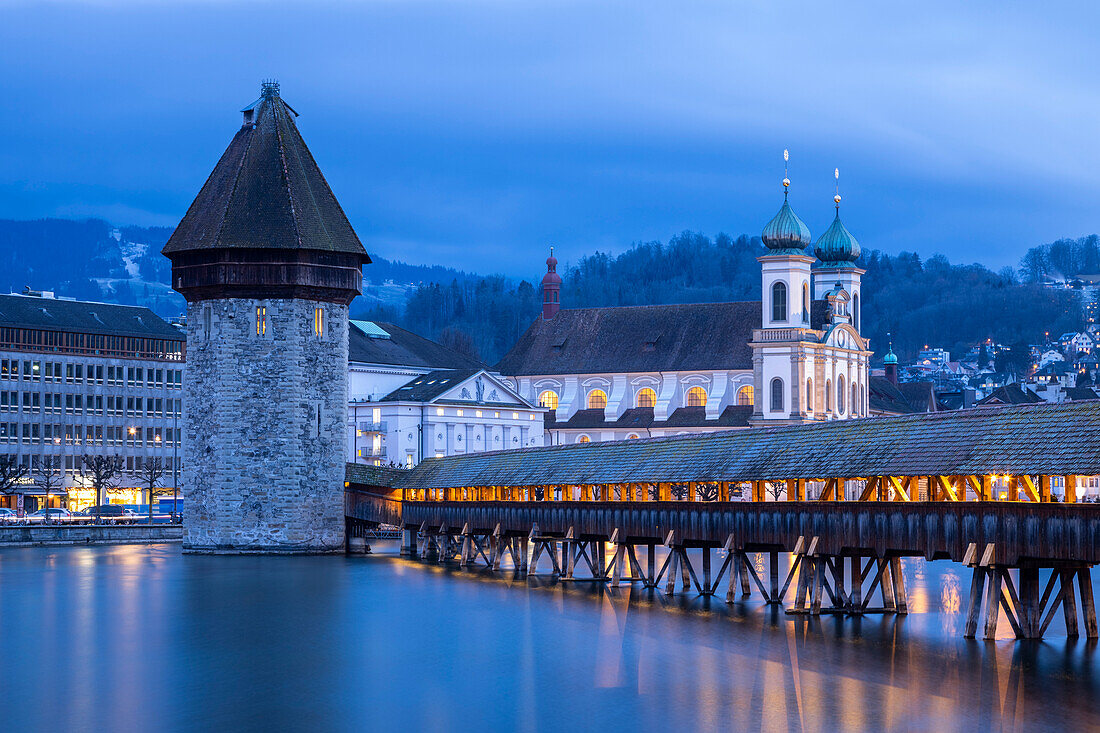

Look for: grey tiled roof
[164,89,368,258]
[349,322,483,370]
[978,384,1042,405]
[345,463,409,487]
[0,293,184,340]
[362,400,1100,489]
[547,405,753,431]
[495,302,760,376]
[379,369,479,402]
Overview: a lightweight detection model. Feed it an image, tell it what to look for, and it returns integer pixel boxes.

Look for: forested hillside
[356,231,1084,365]
[1018,234,1100,281]
[1,218,1085,366]
[0,218,469,319]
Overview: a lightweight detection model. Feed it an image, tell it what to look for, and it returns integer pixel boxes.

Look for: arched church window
[806,378,814,412]
[772,282,787,322]
[636,387,656,408]
[587,389,607,409]
[770,378,784,412]
[686,386,708,407]
[853,293,860,331]
[852,382,858,416]
[538,390,559,410]
[736,385,754,406]
[838,375,846,414]
[802,283,809,324]
[825,380,832,411]
[578,435,591,443]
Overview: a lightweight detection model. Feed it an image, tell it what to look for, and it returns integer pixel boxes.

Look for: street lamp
[150,433,162,525]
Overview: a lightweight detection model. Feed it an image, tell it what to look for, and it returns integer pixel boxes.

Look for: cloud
[0,0,1097,276]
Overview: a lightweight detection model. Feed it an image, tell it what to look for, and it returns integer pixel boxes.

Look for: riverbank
[0,523,183,547]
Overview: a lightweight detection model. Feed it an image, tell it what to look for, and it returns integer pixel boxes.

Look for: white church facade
[497,165,872,444]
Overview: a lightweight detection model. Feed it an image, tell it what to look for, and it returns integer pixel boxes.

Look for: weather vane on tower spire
[782,149,790,198]
[834,167,842,210]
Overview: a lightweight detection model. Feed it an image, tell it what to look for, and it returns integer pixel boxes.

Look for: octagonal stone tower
[164,82,370,553]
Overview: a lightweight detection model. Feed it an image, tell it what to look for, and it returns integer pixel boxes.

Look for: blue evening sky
[1,1,1098,278]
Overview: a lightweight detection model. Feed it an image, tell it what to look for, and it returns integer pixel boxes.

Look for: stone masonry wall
[183,298,348,553]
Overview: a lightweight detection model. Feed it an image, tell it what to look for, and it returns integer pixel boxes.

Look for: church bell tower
[163,82,371,553]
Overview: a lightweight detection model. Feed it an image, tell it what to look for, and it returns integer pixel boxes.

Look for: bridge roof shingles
[360,401,1100,490]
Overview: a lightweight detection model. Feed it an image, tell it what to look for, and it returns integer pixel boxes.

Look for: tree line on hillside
[354,231,1084,366]
[1018,235,1100,282]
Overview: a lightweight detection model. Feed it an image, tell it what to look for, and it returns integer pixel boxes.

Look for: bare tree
[766,481,786,502]
[33,455,65,523]
[137,457,166,524]
[698,482,720,502]
[79,455,123,521]
[0,454,29,498]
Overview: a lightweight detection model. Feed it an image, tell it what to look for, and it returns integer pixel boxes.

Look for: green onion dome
[762,194,812,252]
[814,209,861,266]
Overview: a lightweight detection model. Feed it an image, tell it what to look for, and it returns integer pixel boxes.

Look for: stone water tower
[163,81,370,553]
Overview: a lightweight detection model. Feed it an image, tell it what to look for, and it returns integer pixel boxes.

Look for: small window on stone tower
[313,307,324,337]
[203,306,212,338]
[256,306,267,336]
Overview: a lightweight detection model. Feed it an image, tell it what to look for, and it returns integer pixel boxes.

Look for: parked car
[78,505,139,524]
[26,508,75,524]
[0,508,18,524]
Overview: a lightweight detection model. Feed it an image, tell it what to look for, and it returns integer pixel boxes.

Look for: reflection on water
[0,543,1097,732]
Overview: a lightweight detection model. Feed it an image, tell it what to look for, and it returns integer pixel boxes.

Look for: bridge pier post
[400,528,416,556]
[768,551,781,604]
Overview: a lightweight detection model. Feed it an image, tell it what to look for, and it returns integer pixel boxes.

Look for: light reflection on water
[0,542,1096,732]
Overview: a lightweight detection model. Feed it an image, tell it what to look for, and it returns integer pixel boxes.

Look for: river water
[0,542,1096,732]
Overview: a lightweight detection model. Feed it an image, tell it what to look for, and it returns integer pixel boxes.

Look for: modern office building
[0,289,184,512]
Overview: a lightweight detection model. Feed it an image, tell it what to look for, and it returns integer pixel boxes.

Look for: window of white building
[686,386,707,407]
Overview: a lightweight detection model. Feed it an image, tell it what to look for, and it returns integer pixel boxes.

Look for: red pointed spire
[541,246,561,319]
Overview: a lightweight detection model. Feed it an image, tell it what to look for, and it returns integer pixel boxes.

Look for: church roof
[163,82,368,259]
[495,302,761,376]
[379,369,481,402]
[545,405,753,431]
[349,321,483,370]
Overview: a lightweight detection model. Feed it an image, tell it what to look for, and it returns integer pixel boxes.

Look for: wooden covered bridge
[346,400,1100,640]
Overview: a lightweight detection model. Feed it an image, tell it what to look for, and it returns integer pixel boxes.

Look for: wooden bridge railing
[394,474,1094,504]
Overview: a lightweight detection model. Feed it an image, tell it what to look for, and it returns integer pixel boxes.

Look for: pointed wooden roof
[163,82,368,259]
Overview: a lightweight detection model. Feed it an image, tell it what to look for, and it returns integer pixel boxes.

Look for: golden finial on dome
[833,167,841,207]
[782,149,791,194]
